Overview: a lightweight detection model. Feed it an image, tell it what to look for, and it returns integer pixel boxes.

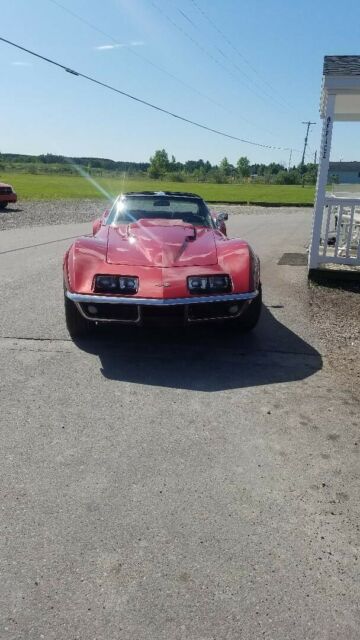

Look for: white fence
[317,196,360,266]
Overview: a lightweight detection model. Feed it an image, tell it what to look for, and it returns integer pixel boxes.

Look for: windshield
[108,195,213,228]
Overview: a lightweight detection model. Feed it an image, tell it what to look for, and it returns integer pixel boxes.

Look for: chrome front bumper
[66,290,258,306]
[65,290,258,324]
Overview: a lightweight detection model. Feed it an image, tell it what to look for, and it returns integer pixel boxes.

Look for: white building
[309,56,360,276]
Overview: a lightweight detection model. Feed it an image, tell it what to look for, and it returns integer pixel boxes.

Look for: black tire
[236,286,262,331]
[64,293,92,339]
[0,202,8,210]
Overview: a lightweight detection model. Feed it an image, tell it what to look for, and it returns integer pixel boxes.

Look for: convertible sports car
[63,191,261,338]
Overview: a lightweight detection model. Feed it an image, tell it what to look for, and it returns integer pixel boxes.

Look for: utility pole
[288,148,293,171]
[314,150,317,164]
[301,121,316,168]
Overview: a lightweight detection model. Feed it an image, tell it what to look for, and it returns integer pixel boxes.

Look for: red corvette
[63,191,261,338]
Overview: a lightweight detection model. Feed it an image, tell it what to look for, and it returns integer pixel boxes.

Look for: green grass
[1,172,315,205]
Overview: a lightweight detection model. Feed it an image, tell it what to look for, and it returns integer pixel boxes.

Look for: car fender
[216,238,259,292]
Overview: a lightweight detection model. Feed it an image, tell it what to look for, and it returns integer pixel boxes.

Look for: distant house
[328,161,360,183]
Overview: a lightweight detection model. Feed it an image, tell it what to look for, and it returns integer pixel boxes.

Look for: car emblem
[156,282,171,288]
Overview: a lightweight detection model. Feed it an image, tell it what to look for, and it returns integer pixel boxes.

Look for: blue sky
[1,0,360,165]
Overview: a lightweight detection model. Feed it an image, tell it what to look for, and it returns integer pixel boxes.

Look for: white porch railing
[317,195,360,266]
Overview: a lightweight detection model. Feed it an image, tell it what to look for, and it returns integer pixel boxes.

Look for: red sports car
[63,191,261,338]
[0,182,17,209]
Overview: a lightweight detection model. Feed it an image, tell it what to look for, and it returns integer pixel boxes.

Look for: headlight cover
[94,275,139,294]
[187,275,231,294]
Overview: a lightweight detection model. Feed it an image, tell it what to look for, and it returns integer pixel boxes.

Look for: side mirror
[92,218,102,235]
[102,208,110,222]
[213,212,228,235]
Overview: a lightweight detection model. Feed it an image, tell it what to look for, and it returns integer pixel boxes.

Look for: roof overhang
[320,56,360,120]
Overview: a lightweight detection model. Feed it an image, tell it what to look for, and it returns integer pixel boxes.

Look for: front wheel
[0,202,8,210]
[64,293,92,339]
[236,286,262,331]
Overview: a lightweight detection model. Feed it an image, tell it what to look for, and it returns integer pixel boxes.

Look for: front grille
[80,302,139,322]
[78,300,246,324]
[141,305,186,326]
[188,301,245,321]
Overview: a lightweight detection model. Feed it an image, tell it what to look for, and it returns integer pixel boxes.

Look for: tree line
[148,150,318,185]
[0,153,149,174]
[0,151,318,185]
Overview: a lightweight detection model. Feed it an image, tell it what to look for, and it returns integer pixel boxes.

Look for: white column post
[308,92,335,271]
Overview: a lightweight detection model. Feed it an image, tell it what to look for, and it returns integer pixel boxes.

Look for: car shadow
[0,206,23,213]
[75,306,323,391]
[311,277,360,293]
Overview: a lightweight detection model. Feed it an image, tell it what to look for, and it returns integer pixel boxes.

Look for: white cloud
[12,61,32,66]
[95,44,122,50]
[95,41,144,50]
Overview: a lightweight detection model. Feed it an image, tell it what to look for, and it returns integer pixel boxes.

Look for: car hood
[106,219,218,267]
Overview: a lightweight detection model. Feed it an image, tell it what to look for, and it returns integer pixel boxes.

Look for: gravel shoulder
[0,200,309,231]
[0,199,107,231]
[308,281,360,397]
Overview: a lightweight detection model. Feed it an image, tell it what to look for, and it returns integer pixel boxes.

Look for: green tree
[208,168,227,183]
[237,156,250,178]
[220,156,231,177]
[302,163,318,185]
[148,149,170,178]
[267,162,285,175]
[168,154,177,173]
[274,169,302,185]
[192,166,206,182]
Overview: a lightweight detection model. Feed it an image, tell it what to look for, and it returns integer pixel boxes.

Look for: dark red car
[0,182,17,209]
[63,191,261,338]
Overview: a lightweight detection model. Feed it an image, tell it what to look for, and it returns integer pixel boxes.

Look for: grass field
[1,173,316,205]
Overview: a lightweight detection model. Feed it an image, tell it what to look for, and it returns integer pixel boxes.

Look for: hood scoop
[106,218,218,267]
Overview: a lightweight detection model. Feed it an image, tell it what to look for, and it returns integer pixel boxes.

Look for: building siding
[329,171,360,183]
[328,162,360,183]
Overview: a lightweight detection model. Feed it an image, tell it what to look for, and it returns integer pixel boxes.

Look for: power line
[177,8,229,62]
[176,4,290,114]
[48,0,286,137]
[46,0,228,114]
[188,0,295,113]
[0,35,297,152]
[47,0,277,133]
[177,7,197,28]
[150,0,284,114]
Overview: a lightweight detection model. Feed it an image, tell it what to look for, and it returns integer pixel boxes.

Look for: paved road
[1,210,359,640]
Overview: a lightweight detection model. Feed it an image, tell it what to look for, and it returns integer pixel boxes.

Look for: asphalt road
[1,209,359,640]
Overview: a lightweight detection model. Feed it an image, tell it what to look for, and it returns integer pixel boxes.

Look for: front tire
[236,286,262,331]
[64,293,92,339]
[0,202,8,210]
